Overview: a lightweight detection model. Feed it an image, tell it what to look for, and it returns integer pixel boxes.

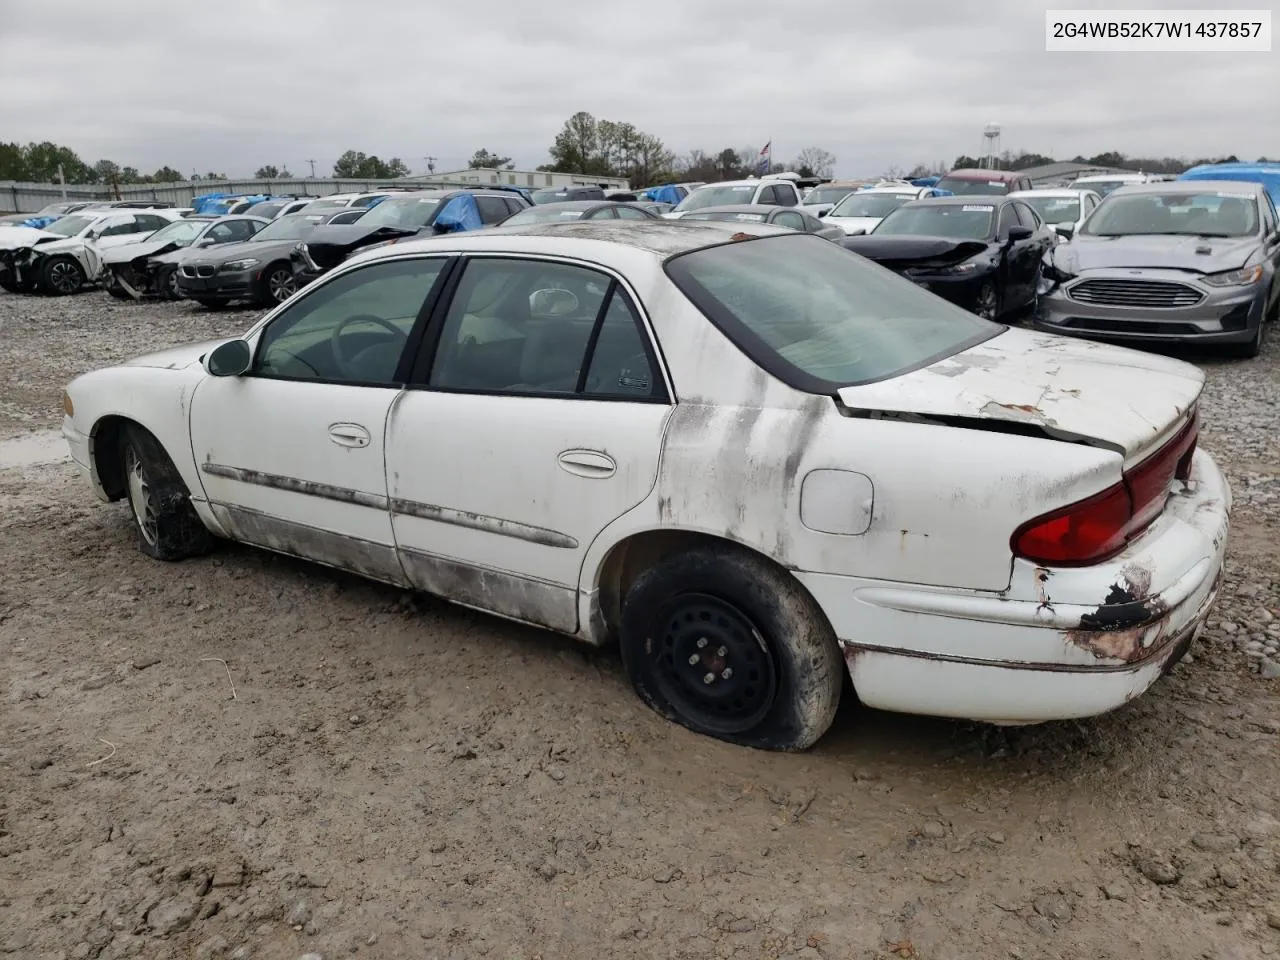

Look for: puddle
[0,430,70,469]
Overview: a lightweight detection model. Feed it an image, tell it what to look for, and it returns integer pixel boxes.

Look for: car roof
[680,204,795,215]
[1008,189,1091,198]
[1073,173,1147,181]
[347,219,793,265]
[518,200,617,211]
[1112,179,1265,196]
[942,168,1022,181]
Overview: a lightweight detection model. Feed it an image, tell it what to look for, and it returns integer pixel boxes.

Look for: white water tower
[982,123,1001,169]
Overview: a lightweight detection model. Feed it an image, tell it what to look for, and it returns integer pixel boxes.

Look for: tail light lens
[1012,411,1199,566]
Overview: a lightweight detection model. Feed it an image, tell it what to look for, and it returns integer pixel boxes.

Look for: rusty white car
[60,221,1230,751]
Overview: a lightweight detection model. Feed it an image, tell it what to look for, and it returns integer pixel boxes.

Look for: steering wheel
[329,314,408,379]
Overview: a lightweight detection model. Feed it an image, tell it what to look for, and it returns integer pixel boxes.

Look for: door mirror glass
[1054,223,1075,239]
[1007,225,1034,242]
[817,209,827,217]
[206,339,252,377]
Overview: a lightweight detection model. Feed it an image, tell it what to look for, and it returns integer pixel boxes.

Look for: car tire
[257,262,297,307]
[0,271,20,293]
[618,544,843,752]
[193,298,229,310]
[156,265,181,301]
[119,424,215,561]
[973,280,999,320]
[39,256,86,296]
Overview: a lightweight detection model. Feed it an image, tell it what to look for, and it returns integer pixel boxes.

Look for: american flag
[755,141,771,174]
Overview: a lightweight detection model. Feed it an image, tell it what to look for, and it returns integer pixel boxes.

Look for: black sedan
[495,200,660,226]
[842,196,1056,320]
[676,204,846,242]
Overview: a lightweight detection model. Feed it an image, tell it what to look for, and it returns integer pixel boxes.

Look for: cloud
[1,0,1274,179]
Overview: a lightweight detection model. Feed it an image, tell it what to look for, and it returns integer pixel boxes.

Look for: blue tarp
[910,176,941,187]
[433,194,483,233]
[640,185,683,205]
[1177,162,1280,208]
[190,192,231,214]
[21,215,61,229]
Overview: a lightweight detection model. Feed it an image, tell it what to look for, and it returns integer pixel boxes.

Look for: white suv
[664,178,802,218]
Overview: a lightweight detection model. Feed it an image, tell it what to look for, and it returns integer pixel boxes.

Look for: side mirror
[846,227,866,236]
[206,339,252,377]
[1007,225,1034,243]
[1054,224,1075,240]
[196,237,217,247]
[817,209,828,217]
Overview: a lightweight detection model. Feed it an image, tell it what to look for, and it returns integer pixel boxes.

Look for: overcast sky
[1,0,1275,180]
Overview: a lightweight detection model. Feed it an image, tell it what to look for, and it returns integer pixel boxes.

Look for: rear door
[385,254,673,633]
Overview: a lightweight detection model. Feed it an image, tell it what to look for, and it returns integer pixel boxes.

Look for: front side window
[773,211,806,231]
[1021,196,1080,225]
[254,257,447,384]
[428,258,662,399]
[614,205,650,220]
[996,205,1018,236]
[99,217,142,237]
[666,234,998,391]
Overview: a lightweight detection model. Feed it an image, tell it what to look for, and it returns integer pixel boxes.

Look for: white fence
[0,177,499,214]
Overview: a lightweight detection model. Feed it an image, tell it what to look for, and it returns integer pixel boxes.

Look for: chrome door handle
[328,422,371,448]
[558,449,616,478]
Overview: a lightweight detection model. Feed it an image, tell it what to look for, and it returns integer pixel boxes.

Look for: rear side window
[665,234,998,391]
[475,196,512,225]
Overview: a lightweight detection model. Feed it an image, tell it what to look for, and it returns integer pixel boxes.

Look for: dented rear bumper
[795,448,1230,724]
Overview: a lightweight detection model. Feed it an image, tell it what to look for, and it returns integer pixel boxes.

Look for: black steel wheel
[619,545,843,751]
[649,593,779,735]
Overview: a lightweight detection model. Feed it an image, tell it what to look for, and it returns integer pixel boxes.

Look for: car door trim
[389,497,579,549]
[201,462,389,509]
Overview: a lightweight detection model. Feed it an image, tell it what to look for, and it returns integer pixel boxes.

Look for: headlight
[934,260,982,276]
[1201,264,1263,287]
[220,258,259,272]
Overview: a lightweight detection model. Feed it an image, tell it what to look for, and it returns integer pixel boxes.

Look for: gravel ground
[1,289,1279,960]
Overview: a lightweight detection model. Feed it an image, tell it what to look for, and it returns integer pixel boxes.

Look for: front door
[386,255,672,633]
[188,254,452,584]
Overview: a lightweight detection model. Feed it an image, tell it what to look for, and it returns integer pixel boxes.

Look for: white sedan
[61,221,1230,750]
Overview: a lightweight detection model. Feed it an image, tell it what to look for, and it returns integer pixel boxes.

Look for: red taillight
[1012,412,1199,566]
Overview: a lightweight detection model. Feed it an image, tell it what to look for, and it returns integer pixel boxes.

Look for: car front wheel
[972,280,999,320]
[39,256,86,296]
[259,263,297,306]
[619,545,843,751]
[119,424,215,561]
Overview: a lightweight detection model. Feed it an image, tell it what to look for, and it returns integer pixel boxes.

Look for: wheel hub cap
[270,270,295,301]
[51,262,78,292]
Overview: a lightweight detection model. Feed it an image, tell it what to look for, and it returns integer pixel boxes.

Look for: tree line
[900,150,1268,179]
[0,141,227,185]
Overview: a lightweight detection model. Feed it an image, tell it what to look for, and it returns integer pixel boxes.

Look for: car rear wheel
[619,545,843,751]
[39,256,86,296]
[258,263,296,306]
[119,424,214,561]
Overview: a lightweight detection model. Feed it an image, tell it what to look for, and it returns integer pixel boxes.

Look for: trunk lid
[836,327,1203,466]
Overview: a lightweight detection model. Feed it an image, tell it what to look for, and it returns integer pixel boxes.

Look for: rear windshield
[934,176,1010,196]
[665,234,998,390]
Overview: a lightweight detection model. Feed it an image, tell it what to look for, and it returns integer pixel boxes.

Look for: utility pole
[57,164,67,199]
[306,158,317,178]
[424,155,436,175]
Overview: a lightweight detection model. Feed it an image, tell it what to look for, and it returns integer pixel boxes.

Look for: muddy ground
[1,291,1279,960]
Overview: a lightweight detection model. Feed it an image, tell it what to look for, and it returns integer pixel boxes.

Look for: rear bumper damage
[797,448,1230,724]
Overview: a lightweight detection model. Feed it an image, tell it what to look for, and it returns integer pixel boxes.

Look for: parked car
[675,204,845,241]
[1008,188,1103,241]
[174,212,334,308]
[290,189,530,285]
[495,200,659,226]
[933,168,1033,196]
[824,186,943,235]
[297,193,366,214]
[1069,173,1153,198]
[530,185,608,204]
[0,208,184,295]
[1036,180,1280,358]
[631,201,674,216]
[59,220,1229,751]
[1177,161,1280,208]
[666,178,802,218]
[843,195,1056,320]
[101,215,269,300]
[637,183,702,205]
[239,198,313,221]
[799,179,878,217]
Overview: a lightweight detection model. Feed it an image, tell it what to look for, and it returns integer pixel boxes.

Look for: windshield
[42,215,96,237]
[1074,179,1134,197]
[145,220,208,245]
[676,184,758,211]
[829,192,916,219]
[302,198,351,213]
[934,176,1009,196]
[36,202,78,216]
[666,234,996,389]
[501,206,587,225]
[251,215,320,242]
[1020,196,1081,225]
[1082,191,1260,237]
[249,201,287,218]
[803,187,858,205]
[682,211,767,223]
[356,196,442,229]
[874,203,995,240]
